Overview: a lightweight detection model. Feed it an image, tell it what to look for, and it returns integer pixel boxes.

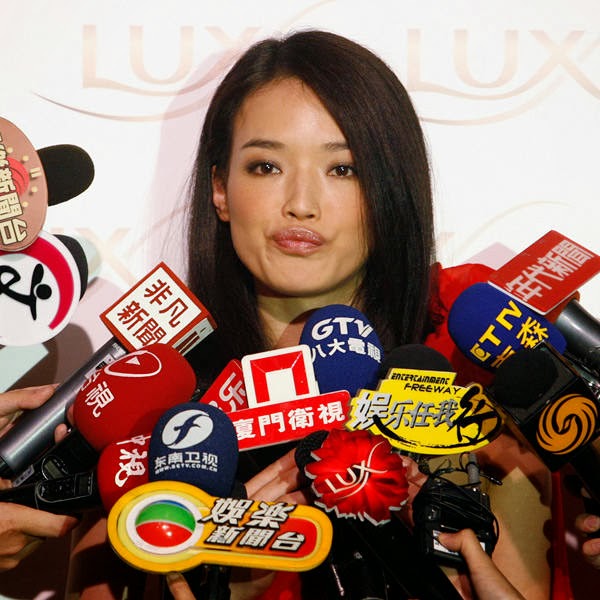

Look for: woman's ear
[211,166,230,222]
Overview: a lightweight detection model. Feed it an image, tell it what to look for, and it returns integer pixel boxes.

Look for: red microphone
[15,343,196,486]
[97,434,151,512]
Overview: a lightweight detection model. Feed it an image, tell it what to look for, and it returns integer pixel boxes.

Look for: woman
[66,29,549,599]
[179,29,550,599]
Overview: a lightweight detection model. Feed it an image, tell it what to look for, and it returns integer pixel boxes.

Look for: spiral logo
[536,394,598,455]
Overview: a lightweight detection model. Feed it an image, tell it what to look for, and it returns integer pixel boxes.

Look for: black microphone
[553,298,600,377]
[490,341,600,504]
[149,402,240,600]
[38,144,95,207]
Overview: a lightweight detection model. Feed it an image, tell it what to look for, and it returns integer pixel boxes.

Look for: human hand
[0,501,78,571]
[437,529,525,600]
[164,447,308,600]
[0,385,59,436]
[575,512,600,569]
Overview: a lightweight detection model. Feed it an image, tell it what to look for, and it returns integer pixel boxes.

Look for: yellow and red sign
[107,481,332,573]
[346,368,503,454]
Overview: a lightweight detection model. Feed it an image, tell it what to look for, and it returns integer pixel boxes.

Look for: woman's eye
[330,164,356,177]
[248,161,280,175]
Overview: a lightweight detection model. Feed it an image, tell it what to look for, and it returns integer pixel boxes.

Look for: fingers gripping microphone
[15,343,196,485]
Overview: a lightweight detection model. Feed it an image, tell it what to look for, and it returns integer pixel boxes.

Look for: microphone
[299,303,383,395]
[0,116,95,252]
[14,343,196,485]
[98,434,151,512]
[552,298,600,376]
[149,402,241,600]
[485,229,600,375]
[37,144,95,207]
[447,282,567,371]
[0,261,215,479]
[148,402,239,498]
[490,341,600,504]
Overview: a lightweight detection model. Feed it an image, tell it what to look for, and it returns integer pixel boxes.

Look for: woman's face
[212,77,369,303]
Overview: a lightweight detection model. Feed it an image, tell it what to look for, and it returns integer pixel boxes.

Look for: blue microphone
[447,282,567,371]
[149,402,240,600]
[299,304,383,395]
[148,402,239,498]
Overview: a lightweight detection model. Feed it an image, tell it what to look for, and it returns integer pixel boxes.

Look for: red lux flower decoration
[304,429,409,525]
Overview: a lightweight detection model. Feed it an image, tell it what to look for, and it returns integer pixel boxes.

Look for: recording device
[295,429,462,600]
[412,454,498,567]
[0,471,100,514]
[491,342,600,504]
[13,343,196,485]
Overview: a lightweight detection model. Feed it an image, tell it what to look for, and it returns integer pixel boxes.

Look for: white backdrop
[0,0,599,595]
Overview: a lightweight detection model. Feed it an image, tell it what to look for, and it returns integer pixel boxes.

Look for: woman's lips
[271,228,325,253]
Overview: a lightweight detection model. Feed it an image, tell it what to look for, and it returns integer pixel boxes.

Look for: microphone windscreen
[54,234,89,298]
[73,343,196,450]
[300,304,383,395]
[37,144,95,206]
[378,344,452,378]
[97,434,151,512]
[294,430,330,470]
[491,347,558,409]
[149,402,238,498]
[447,282,567,370]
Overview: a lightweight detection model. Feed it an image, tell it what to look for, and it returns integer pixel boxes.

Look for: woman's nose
[282,172,320,220]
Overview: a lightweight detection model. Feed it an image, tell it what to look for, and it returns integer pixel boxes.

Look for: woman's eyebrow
[240,139,350,152]
[241,138,284,150]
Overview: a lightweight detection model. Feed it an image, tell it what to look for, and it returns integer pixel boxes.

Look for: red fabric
[423,262,495,388]
[255,571,302,600]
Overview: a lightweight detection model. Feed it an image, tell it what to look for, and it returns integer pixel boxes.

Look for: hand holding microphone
[0,385,79,571]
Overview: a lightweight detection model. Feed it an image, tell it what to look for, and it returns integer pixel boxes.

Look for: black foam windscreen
[54,234,88,298]
[38,144,95,206]
[492,347,558,409]
[378,344,453,378]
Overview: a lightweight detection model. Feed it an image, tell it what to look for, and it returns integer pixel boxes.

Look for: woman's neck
[257,292,357,349]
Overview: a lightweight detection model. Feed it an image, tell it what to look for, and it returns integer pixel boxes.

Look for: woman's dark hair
[186,29,435,384]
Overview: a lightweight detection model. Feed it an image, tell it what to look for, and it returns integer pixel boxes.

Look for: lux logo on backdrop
[34,26,599,123]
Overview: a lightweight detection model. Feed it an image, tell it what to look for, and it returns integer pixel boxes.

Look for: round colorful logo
[126,493,203,555]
